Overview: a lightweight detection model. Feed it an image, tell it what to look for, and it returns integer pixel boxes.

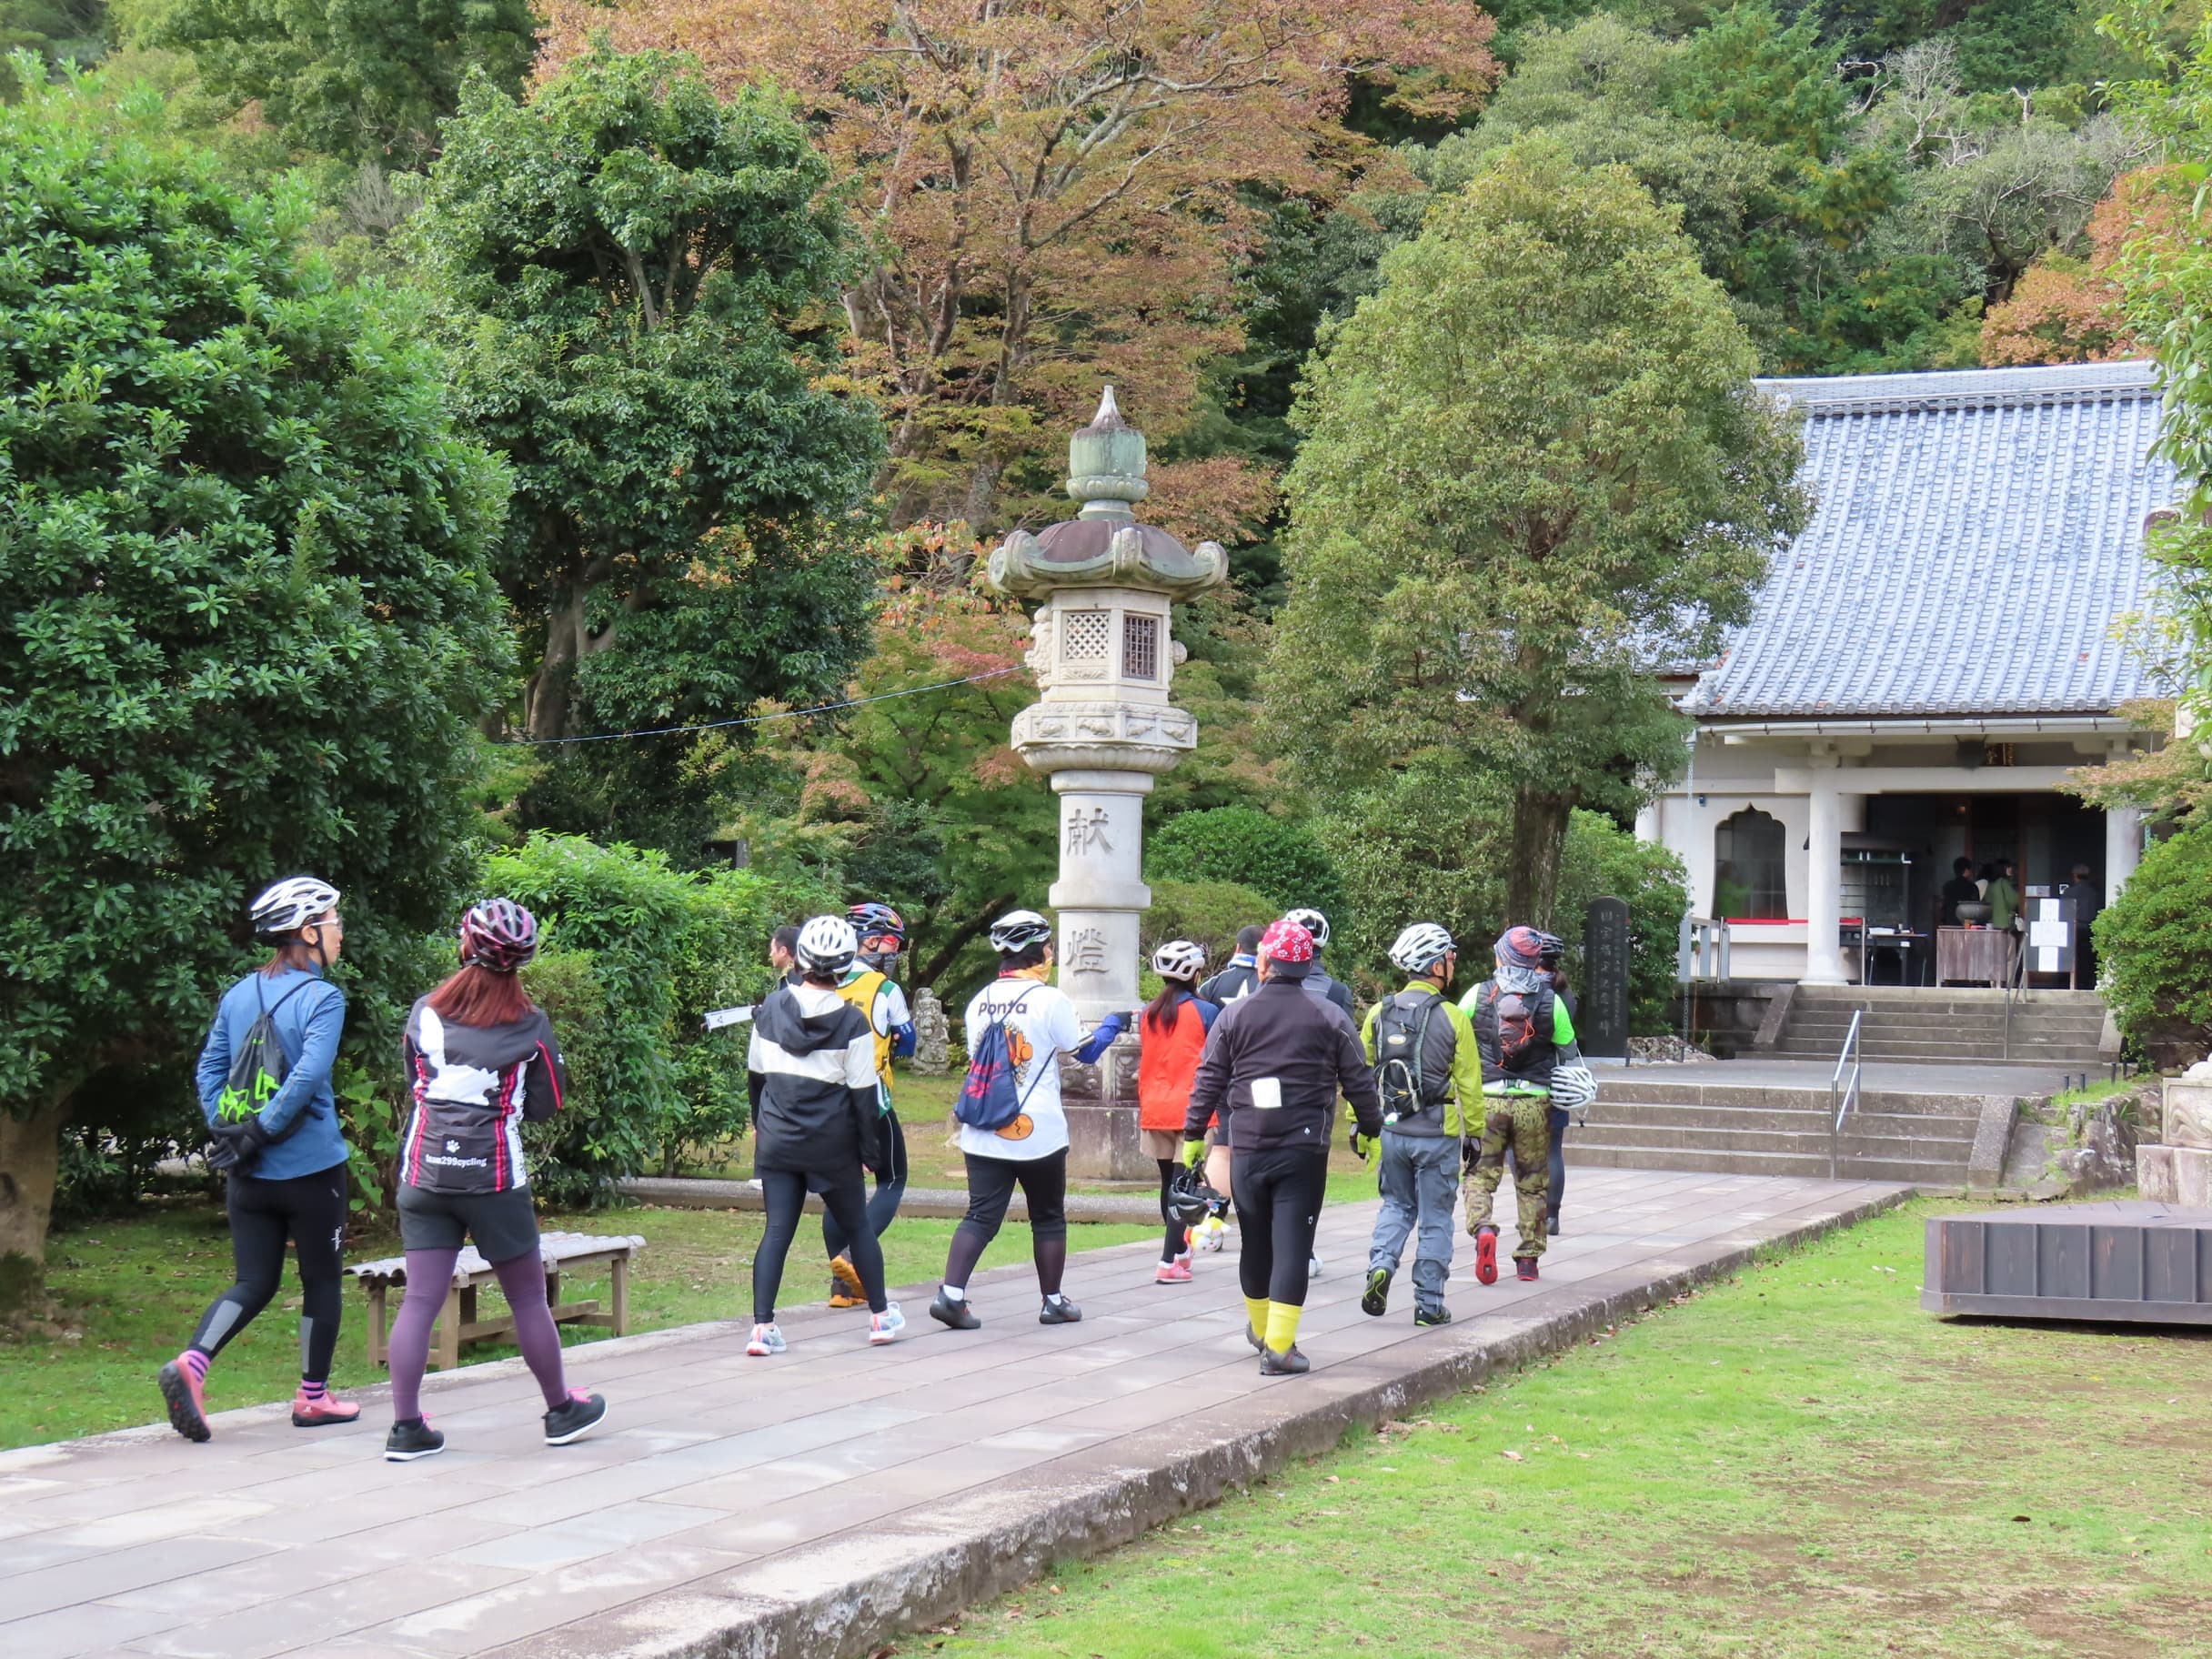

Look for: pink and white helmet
[1258,918,1315,964]
[460,898,538,972]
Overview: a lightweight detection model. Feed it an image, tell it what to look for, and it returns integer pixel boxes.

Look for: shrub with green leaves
[486,835,835,1202]
[2095,826,2212,1066]
[0,65,510,1264]
[1141,879,1280,967]
[1147,807,1345,921]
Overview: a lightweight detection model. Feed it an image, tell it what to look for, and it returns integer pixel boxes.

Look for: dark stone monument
[1581,896,1631,1059]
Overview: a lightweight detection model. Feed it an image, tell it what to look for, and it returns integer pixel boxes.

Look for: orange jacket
[1138,993,1214,1132]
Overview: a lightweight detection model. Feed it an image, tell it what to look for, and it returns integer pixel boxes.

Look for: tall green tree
[0,63,510,1268]
[146,0,537,167]
[1265,142,1808,928]
[412,44,884,849]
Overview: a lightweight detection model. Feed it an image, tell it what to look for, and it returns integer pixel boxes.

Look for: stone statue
[910,986,950,1075]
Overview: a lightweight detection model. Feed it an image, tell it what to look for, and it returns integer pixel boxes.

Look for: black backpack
[1372,995,1443,1125]
[215,979,315,1124]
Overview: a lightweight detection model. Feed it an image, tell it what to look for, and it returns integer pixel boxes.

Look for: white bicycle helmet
[1548,1064,1599,1113]
[249,875,340,939]
[1388,922,1455,976]
[795,914,860,976]
[1151,939,1206,981]
[1283,907,1331,948]
[989,909,1054,954]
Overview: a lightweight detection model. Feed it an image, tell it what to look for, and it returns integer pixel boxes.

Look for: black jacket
[1184,978,1382,1153]
[401,1000,568,1194]
[1198,960,1259,1006]
[748,985,881,1177]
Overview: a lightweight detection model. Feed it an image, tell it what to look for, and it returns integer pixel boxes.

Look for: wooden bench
[345,1232,645,1372]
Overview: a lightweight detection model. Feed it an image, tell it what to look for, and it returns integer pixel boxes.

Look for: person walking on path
[822,901,917,1309]
[1198,926,1263,1006]
[161,877,358,1443]
[1460,927,1583,1285]
[930,910,1129,1332]
[747,915,901,1357]
[1183,918,1382,1376]
[1138,940,1218,1283]
[1504,934,1583,1239]
[384,899,605,1461]
[1191,925,1262,1252]
[1283,908,1357,1017]
[1360,923,1481,1328]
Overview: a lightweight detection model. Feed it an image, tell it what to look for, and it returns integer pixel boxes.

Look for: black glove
[206,1114,275,1173]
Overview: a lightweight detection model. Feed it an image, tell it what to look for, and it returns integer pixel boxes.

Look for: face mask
[860,948,899,973]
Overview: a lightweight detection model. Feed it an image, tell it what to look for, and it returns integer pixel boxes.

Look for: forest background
[5,0,2211,1272]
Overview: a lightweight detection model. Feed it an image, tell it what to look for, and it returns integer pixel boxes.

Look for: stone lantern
[984,387,1227,1175]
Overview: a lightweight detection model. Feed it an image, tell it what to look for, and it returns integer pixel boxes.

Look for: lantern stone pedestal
[985,388,1226,1180]
[2139,1077,2212,1204]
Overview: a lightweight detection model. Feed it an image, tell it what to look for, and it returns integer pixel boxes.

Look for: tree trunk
[1504,787,1578,931]
[914,891,1017,991]
[527,587,588,742]
[0,1093,74,1282]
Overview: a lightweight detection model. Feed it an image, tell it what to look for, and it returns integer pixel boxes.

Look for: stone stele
[983,387,1227,1178]
[2137,1076,2212,1204]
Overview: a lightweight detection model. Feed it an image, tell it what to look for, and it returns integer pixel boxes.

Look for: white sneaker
[868,1307,901,1345]
[1196,1216,1227,1253]
[745,1322,785,1356]
[1308,1253,1325,1280]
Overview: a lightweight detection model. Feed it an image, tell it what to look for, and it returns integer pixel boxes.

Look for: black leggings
[186,1165,349,1383]
[1154,1159,1189,1262]
[944,1150,1068,1294]
[1232,1147,1328,1308]
[754,1169,884,1323]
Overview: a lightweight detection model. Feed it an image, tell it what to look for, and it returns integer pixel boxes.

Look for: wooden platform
[1923,1202,2212,1325]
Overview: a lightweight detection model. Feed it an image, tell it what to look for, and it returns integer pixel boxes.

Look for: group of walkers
[160,875,1590,1465]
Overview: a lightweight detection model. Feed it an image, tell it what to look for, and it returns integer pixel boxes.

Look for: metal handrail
[1828,1008,1864,1180]
[1999,926,2026,1061]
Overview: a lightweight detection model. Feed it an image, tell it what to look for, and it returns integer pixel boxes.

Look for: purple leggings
[388,1248,568,1422]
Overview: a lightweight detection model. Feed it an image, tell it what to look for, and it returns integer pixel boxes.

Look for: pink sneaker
[1154,1259,1194,1283]
[290,1389,361,1428]
[158,1354,210,1443]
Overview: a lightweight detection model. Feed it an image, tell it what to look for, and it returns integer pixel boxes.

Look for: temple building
[1637,360,2172,985]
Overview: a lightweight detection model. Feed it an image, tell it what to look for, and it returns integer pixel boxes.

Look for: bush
[1141,879,1280,967]
[1148,808,1345,920]
[2096,827,2212,1066]
[486,835,836,1204]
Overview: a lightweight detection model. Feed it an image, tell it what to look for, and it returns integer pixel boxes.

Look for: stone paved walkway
[0,1169,1905,1659]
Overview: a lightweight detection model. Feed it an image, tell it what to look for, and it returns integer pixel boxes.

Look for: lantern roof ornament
[984,386,1228,603]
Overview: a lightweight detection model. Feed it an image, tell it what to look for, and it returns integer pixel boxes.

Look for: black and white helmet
[249,875,340,940]
[1388,922,1456,976]
[795,914,859,976]
[1151,939,1206,981]
[989,909,1054,954]
[1283,907,1331,948]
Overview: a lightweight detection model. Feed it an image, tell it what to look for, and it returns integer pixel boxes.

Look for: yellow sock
[1244,1295,1271,1339]
[1265,1300,1302,1355]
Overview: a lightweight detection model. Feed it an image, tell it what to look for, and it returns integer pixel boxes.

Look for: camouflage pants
[1462,1093,1550,1259]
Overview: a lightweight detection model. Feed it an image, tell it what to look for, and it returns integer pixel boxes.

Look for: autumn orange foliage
[542,0,1497,530]
[1981,167,2173,367]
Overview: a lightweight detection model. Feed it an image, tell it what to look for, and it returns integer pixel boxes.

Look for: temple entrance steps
[1564,1080,1985,1184]
[1761,984,2109,1067]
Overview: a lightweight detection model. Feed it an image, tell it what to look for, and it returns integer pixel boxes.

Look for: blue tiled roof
[1689,361,2176,719]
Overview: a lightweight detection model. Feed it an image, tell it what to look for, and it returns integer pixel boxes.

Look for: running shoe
[1195,1216,1227,1253]
[289,1388,361,1428]
[929,1290,980,1331]
[1473,1224,1499,1286]
[1243,1322,1264,1352]
[868,1309,901,1345]
[829,1255,865,1299]
[544,1390,608,1446]
[1414,1305,1453,1329]
[827,1289,867,1309]
[1259,1344,1312,1377]
[745,1322,787,1356]
[157,1355,211,1443]
[384,1417,446,1462]
[1547,1215,1561,1236]
[1361,1266,1392,1318]
[1154,1259,1193,1283]
[1038,1295,1083,1325]
[1308,1252,1325,1280]
[1515,1256,1540,1282]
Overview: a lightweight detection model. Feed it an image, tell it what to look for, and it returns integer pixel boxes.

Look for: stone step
[1590,1096,1981,1128]
[1584,1103,1978,1138]
[1766,1041,2097,1065]
[1565,1142,1966,1183]
[1786,1009,2106,1031]
[1594,1083,1989,1117]
[1572,1121,1975,1162]
[1791,985,2103,1007]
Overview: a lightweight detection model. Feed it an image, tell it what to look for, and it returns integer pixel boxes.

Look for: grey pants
[1368,1130,1458,1312]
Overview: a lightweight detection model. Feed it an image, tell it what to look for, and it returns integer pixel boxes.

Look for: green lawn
[5,1201,1156,1450]
[910,1199,2212,1659]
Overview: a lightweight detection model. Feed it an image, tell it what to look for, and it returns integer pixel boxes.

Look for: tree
[1266,142,1807,928]
[411,44,885,765]
[0,64,510,1268]
[545,0,1500,531]
[146,0,538,168]
[1981,169,2158,364]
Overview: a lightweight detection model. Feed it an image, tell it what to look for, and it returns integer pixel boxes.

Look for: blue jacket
[195,967,350,1181]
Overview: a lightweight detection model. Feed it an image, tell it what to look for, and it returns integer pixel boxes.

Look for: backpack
[1372,996,1442,1125]
[215,978,316,1124]
[1491,985,1544,1072]
[955,989,1045,1131]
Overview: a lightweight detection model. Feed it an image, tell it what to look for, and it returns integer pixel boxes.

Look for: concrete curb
[616,1175,1165,1226]
[492,1182,1912,1659]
